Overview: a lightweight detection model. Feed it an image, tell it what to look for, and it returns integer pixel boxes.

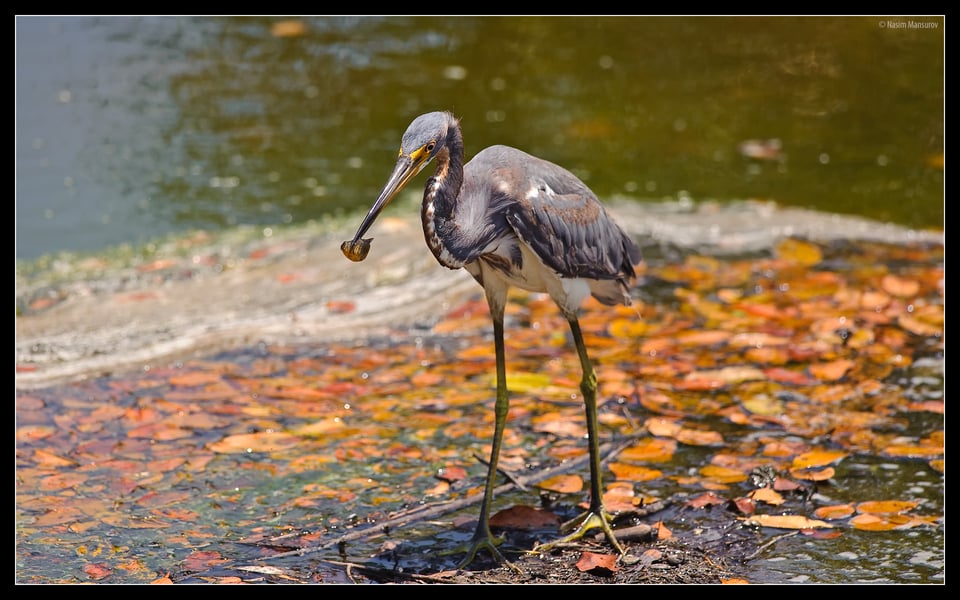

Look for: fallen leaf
[776,238,823,266]
[856,500,919,515]
[537,474,583,494]
[743,514,833,529]
[489,505,561,530]
[575,551,618,573]
[84,563,112,580]
[880,274,919,298]
[207,431,300,454]
[749,487,785,506]
[791,450,846,469]
[809,360,855,382]
[814,504,855,520]
[271,20,307,38]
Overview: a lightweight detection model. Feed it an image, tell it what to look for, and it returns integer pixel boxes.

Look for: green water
[16,16,943,261]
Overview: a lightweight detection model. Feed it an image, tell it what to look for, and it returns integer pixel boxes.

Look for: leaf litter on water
[14,237,943,583]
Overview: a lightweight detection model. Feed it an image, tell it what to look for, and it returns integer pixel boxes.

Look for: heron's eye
[425,142,436,153]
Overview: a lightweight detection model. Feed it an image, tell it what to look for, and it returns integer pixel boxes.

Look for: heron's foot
[531,509,625,555]
[445,529,522,574]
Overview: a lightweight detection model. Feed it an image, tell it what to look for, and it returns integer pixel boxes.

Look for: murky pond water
[16,16,943,261]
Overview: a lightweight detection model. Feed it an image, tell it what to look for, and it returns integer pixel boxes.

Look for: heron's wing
[505,181,638,282]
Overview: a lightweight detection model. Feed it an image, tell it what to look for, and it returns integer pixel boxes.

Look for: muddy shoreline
[15,199,943,390]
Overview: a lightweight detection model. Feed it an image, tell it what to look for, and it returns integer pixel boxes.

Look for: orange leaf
[675,428,725,447]
[791,466,835,481]
[856,500,919,515]
[575,551,619,573]
[270,20,307,38]
[809,360,855,382]
[207,431,300,454]
[744,514,832,529]
[721,577,751,584]
[880,274,919,297]
[749,488,785,506]
[675,330,733,347]
[700,465,748,484]
[537,474,583,494]
[849,513,897,531]
[791,450,846,469]
[620,438,677,463]
[607,463,662,482]
[655,520,672,540]
[814,504,855,520]
[645,417,683,438]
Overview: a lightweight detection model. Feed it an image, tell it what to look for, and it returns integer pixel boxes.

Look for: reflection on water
[16,16,943,260]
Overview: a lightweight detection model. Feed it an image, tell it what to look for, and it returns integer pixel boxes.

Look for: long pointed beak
[340,154,425,262]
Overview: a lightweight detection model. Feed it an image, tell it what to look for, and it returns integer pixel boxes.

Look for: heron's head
[341,112,456,261]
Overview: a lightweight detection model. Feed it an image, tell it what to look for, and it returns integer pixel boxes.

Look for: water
[15,16,944,261]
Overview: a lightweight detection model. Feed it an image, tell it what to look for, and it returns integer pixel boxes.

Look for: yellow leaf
[504,371,551,393]
[741,395,784,416]
[608,318,648,338]
[744,514,833,529]
[775,238,823,266]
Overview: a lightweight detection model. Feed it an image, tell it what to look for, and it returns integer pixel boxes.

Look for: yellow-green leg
[456,314,521,572]
[533,318,625,555]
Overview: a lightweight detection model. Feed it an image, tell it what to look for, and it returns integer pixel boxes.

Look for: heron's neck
[422,122,466,268]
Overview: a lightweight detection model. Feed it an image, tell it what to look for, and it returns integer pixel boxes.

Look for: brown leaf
[686,491,727,509]
[575,551,619,573]
[731,497,756,515]
[84,563,113,580]
[489,505,561,530]
[435,465,468,482]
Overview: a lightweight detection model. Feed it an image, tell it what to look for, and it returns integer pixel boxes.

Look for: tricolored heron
[341,111,642,569]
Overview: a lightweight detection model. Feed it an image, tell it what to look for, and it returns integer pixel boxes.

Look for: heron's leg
[456,313,521,572]
[532,317,625,555]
